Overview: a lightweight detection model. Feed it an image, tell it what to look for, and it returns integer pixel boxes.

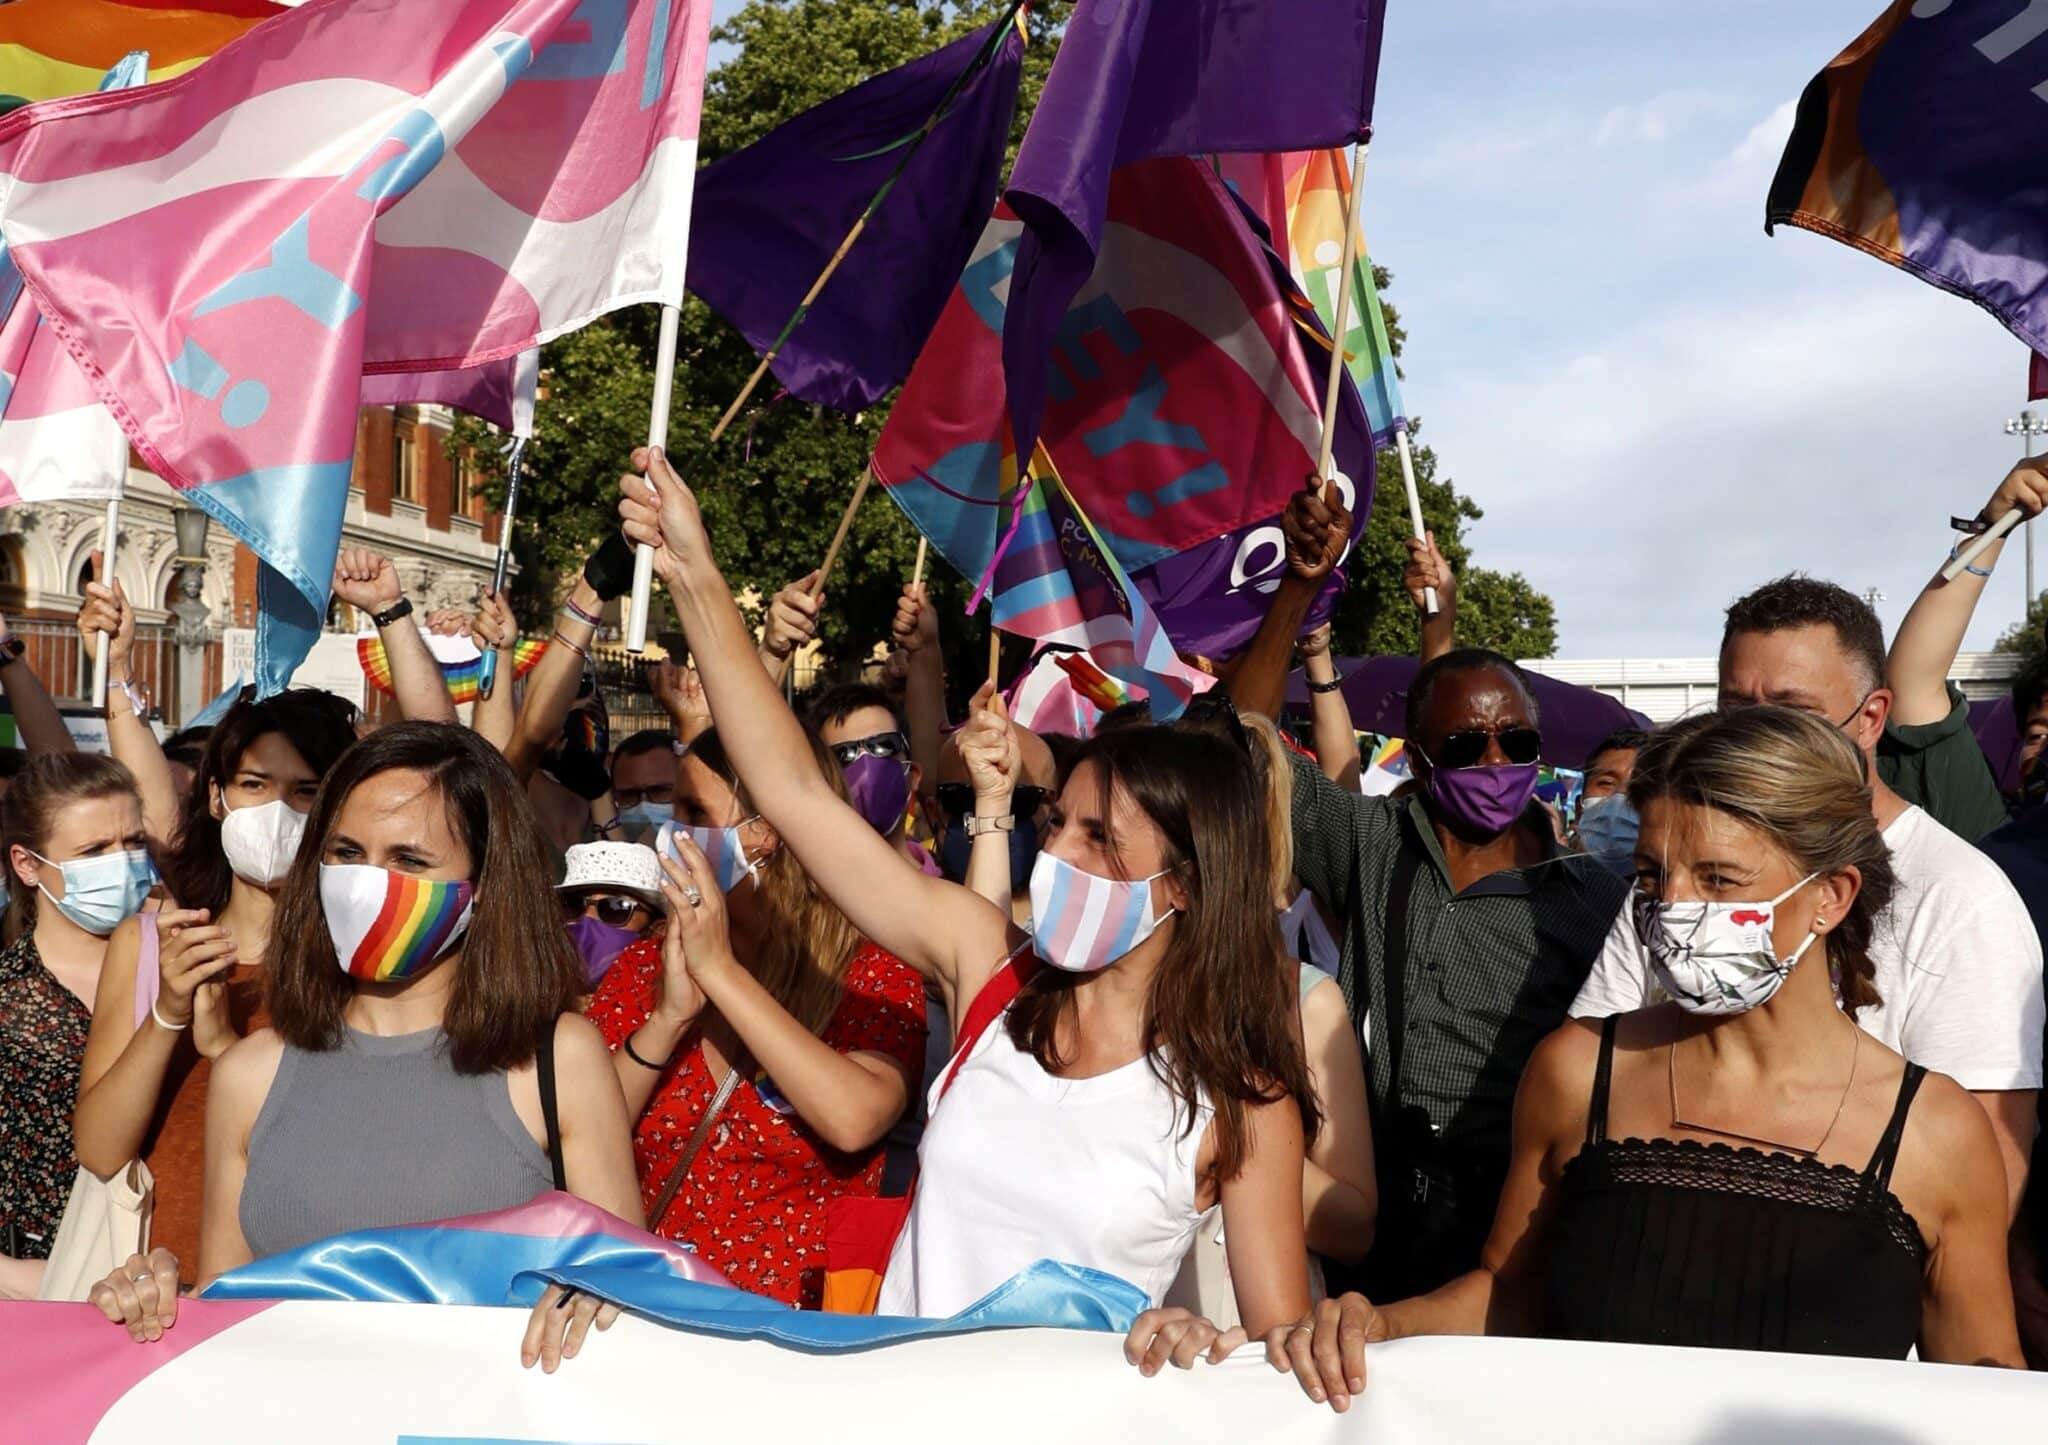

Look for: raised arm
[1404,531,1457,666]
[78,558,179,844]
[892,583,948,814]
[619,450,1015,1017]
[333,549,456,725]
[1224,487,1350,722]
[1891,463,2046,725]
[0,612,73,754]
[505,573,603,783]
[955,682,1022,916]
[465,592,521,753]
[757,572,822,690]
[1295,624,1360,789]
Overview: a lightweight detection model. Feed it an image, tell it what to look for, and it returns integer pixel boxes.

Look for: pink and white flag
[0,298,127,507]
[0,0,709,693]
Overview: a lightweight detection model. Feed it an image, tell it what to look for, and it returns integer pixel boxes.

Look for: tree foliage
[1994,589,2048,674]
[454,0,1558,700]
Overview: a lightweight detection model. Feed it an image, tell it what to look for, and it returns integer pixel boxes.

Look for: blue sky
[703,1,2032,658]
[1357,0,2034,658]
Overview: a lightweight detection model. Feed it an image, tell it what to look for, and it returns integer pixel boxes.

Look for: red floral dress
[589,938,926,1308]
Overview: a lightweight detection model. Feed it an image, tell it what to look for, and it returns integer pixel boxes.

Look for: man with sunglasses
[1226,488,1629,1298]
[804,683,935,872]
[1574,571,2044,1220]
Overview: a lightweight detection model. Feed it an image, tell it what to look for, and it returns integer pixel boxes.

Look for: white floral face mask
[1633,874,1820,1016]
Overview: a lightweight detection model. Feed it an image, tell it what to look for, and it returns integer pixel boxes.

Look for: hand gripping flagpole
[477,435,526,700]
[627,303,682,655]
[90,496,120,709]
[629,0,1031,654]
[1315,138,1437,617]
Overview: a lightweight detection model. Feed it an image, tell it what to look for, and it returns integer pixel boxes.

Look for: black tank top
[1543,1017,1927,1360]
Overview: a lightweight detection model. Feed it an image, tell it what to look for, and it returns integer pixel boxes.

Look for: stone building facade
[0,405,503,724]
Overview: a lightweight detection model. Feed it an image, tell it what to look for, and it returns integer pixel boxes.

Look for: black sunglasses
[828,732,911,767]
[1179,691,1253,756]
[563,894,647,927]
[1432,726,1543,770]
[938,782,1047,820]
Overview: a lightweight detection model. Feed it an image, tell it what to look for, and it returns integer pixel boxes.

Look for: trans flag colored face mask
[660,821,761,895]
[1027,852,1175,974]
[320,864,475,983]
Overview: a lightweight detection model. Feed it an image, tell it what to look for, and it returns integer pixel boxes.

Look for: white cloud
[1593,88,1741,147]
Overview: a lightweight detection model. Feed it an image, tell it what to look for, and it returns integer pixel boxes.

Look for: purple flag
[1769,2,2048,360]
[686,16,1026,412]
[360,349,539,438]
[1001,0,1388,464]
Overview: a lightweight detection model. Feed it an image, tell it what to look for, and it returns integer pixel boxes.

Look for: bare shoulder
[211,1027,287,1107]
[1299,972,1348,1038]
[548,1011,614,1076]
[1901,1067,2000,1172]
[1524,1013,1606,1092]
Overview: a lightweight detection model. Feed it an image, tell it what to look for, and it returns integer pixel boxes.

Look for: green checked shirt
[1287,754,1629,1172]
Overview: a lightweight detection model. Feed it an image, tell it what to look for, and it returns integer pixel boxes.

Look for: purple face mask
[1423,759,1540,837]
[565,915,637,985]
[843,754,912,837]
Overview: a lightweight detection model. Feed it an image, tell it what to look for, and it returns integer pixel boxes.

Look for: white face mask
[1633,873,1821,1016]
[219,797,310,887]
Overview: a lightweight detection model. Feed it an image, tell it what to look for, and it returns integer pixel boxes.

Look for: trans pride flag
[989,447,1211,721]
[0,0,711,695]
[1768,0,2048,360]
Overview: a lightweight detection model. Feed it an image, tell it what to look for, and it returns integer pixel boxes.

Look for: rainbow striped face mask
[320,864,476,983]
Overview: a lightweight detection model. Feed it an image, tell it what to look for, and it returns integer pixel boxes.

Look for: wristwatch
[964,813,1016,838]
[371,597,414,629]
[0,636,23,667]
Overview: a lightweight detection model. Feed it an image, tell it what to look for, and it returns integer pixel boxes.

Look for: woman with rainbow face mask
[526,450,1319,1377]
[85,724,643,1324]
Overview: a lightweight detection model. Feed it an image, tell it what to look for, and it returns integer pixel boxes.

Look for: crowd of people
[1,443,2046,1409]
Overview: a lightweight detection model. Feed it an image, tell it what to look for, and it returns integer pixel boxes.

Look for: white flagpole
[91,496,120,708]
[1943,509,2021,581]
[1316,141,1437,617]
[626,304,682,654]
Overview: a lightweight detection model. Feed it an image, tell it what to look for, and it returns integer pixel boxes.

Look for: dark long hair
[1006,726,1320,1184]
[1,753,141,946]
[160,689,357,913]
[266,723,583,1073]
[686,727,862,1038]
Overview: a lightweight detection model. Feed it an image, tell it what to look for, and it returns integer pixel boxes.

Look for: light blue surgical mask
[33,848,154,936]
[615,800,675,845]
[1574,794,1639,877]
[660,821,761,895]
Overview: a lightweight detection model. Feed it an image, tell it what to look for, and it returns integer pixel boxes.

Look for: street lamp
[170,505,211,726]
[2004,410,2047,607]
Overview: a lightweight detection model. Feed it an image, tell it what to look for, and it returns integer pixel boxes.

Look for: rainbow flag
[356,633,546,706]
[0,0,281,113]
[989,447,1211,722]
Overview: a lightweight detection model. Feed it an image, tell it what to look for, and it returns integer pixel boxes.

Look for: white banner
[11,1299,2041,1444]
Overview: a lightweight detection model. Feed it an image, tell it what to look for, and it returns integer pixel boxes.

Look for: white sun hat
[557,842,667,913]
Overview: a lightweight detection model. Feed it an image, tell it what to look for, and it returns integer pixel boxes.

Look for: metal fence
[9,619,192,714]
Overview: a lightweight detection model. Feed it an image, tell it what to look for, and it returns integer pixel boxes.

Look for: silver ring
[131,1271,153,1284]
[683,886,703,909]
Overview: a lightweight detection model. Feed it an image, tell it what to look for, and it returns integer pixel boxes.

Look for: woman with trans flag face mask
[0,753,148,1300]
[85,724,644,1313]
[574,725,926,1315]
[530,449,1318,1375]
[1281,707,2024,1410]
[72,687,356,1286]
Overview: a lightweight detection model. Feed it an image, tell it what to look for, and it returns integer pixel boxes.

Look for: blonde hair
[1239,713,1295,909]
[686,728,863,1038]
[1627,706,1895,1017]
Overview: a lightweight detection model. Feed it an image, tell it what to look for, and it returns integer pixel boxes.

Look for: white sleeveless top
[876,1005,1214,1318]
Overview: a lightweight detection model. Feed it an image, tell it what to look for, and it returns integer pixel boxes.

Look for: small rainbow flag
[0,0,282,113]
[357,635,547,707]
[1052,652,1132,714]
[323,866,475,983]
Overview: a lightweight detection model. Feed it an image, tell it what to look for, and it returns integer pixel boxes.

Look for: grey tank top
[239,1026,554,1260]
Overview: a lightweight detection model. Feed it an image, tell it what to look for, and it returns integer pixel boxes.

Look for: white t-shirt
[876,1008,1213,1319]
[1571,805,2045,1091]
